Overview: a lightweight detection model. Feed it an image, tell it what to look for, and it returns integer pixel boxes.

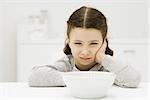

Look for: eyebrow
[73,40,100,42]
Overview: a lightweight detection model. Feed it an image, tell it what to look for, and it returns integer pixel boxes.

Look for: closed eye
[74,43,82,45]
[90,43,98,45]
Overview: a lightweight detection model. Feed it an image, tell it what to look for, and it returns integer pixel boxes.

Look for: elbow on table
[28,72,41,87]
[126,73,141,88]
[115,72,141,88]
[28,69,66,87]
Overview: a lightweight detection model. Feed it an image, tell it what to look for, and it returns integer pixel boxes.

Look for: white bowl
[62,71,116,99]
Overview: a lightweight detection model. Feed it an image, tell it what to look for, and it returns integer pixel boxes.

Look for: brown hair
[63,6,113,56]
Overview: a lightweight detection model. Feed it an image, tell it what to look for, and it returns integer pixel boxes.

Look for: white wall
[0,0,149,82]
[0,1,17,81]
[0,3,3,81]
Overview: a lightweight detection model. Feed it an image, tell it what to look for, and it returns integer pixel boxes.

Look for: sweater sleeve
[101,55,141,88]
[28,56,72,87]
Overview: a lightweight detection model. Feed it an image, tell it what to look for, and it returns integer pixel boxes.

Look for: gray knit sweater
[28,55,141,88]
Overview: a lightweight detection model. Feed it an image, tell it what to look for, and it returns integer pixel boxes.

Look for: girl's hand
[95,40,107,64]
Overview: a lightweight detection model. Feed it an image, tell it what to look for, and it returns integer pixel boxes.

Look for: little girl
[28,6,141,87]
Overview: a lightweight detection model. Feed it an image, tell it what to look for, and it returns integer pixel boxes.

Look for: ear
[68,39,70,47]
[103,35,107,43]
[65,38,69,44]
[65,38,70,46]
[104,35,107,40]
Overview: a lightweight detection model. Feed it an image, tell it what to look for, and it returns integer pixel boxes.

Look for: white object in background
[28,10,49,41]
[29,24,49,41]
[62,71,116,99]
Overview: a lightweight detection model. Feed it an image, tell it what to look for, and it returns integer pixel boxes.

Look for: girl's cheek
[72,48,80,55]
[91,47,99,54]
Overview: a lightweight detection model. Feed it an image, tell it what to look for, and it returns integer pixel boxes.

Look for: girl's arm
[101,55,141,88]
[28,56,72,87]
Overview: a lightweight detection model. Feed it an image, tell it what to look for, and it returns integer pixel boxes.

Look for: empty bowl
[62,71,116,99]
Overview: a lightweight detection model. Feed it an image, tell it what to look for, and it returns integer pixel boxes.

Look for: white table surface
[0,82,149,100]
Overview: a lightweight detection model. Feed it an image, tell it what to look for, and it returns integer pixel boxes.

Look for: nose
[80,48,90,56]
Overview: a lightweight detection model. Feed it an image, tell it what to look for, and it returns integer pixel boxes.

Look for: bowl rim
[62,71,116,77]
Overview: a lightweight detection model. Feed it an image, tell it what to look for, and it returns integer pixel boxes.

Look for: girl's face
[69,28,103,70]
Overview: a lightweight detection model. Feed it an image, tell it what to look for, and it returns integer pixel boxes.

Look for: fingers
[99,39,107,53]
[95,39,107,55]
[95,39,107,63]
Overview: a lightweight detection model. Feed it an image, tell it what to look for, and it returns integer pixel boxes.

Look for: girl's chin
[79,63,90,66]
[79,61,95,66]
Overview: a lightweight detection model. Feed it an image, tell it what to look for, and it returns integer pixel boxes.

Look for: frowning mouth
[80,57,92,60]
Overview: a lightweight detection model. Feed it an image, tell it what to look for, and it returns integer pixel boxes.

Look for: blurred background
[0,0,149,82]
